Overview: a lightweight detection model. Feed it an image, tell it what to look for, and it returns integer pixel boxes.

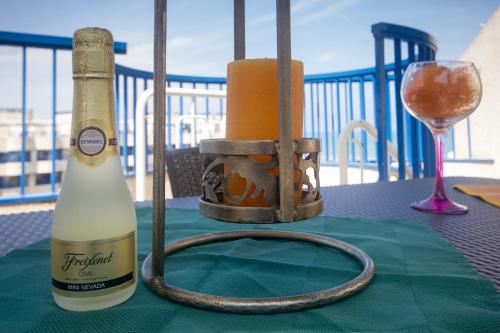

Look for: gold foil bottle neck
[70,27,118,167]
[73,28,114,79]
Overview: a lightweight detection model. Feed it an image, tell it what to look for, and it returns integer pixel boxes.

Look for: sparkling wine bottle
[51,28,137,311]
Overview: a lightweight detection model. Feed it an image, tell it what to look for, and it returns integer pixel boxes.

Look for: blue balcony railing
[0,24,475,204]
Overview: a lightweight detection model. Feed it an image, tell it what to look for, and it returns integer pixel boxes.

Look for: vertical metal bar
[205,83,209,119]
[179,82,183,147]
[50,49,57,193]
[343,82,349,161]
[309,83,314,136]
[385,78,392,142]
[359,77,367,162]
[348,79,355,161]
[303,84,307,136]
[276,0,294,222]
[123,76,129,173]
[152,0,167,282]
[322,81,329,160]
[394,39,405,180]
[329,81,336,158]
[167,81,172,149]
[374,36,388,181]
[407,42,419,178]
[234,0,245,60]
[191,83,197,146]
[144,79,149,169]
[219,83,224,119]
[315,82,320,139]
[20,47,27,196]
[133,77,137,173]
[115,73,120,138]
[335,81,341,135]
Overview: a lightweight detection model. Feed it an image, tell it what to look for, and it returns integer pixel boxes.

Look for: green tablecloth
[1,208,500,332]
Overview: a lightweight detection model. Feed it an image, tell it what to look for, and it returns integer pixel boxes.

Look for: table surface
[1,176,499,290]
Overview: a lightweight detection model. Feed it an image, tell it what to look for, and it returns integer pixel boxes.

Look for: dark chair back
[372,23,438,181]
[166,147,203,197]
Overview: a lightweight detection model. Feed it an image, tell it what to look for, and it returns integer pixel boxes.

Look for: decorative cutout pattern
[202,151,320,207]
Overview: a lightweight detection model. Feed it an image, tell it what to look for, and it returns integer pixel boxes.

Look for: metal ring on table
[141,230,375,314]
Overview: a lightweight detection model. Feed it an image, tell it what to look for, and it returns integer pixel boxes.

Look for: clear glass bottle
[51,28,137,311]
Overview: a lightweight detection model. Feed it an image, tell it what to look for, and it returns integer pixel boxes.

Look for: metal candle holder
[199,138,323,223]
[142,0,375,314]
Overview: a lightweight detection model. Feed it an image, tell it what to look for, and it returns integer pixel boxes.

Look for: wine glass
[401,61,482,214]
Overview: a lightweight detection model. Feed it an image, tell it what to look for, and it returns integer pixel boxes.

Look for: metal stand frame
[142,230,375,314]
[141,0,375,314]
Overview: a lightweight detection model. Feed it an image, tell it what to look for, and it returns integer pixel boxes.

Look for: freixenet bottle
[51,28,137,311]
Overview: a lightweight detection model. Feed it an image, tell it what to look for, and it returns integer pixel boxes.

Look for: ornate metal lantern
[142,0,375,314]
[199,138,323,223]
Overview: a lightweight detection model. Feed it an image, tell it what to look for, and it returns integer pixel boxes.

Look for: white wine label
[78,126,106,156]
[51,231,135,298]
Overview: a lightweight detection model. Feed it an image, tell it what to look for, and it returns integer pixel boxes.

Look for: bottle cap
[72,28,114,79]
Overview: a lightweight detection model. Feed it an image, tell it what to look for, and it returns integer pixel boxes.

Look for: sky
[0,0,498,118]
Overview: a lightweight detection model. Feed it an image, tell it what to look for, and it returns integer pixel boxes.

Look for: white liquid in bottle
[51,28,137,311]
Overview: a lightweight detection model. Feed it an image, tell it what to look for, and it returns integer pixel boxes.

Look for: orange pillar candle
[225,58,304,207]
[226,58,304,140]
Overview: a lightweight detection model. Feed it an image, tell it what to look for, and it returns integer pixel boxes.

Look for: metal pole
[20,47,27,196]
[234,0,245,60]
[374,36,388,181]
[51,49,57,193]
[276,0,294,222]
[133,77,137,173]
[123,76,129,173]
[152,0,167,284]
[190,96,196,147]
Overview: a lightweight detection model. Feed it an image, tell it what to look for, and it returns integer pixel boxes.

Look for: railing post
[374,35,388,181]
[316,82,320,140]
[407,42,420,178]
[115,73,121,158]
[143,79,148,171]
[393,38,405,180]
[309,83,314,137]
[205,83,209,119]
[329,82,336,158]
[190,96,196,147]
[322,81,329,160]
[167,81,172,149]
[20,46,27,196]
[133,77,137,173]
[123,76,129,173]
[359,78,367,162]
[219,83,224,119]
[179,82,183,148]
[348,79,355,162]
[51,49,57,193]
[335,81,341,135]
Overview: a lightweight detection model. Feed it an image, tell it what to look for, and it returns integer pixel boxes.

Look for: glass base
[411,196,468,215]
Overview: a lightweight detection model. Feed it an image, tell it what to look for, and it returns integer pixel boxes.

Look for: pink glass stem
[432,130,447,199]
[410,127,467,214]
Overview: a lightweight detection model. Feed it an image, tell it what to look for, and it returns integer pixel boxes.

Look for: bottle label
[78,126,107,156]
[51,231,135,298]
[70,122,118,167]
